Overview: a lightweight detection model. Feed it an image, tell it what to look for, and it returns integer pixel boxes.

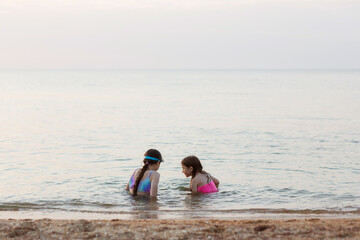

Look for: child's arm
[190,178,198,193]
[150,172,160,198]
[210,175,220,187]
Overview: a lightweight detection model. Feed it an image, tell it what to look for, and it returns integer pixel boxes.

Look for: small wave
[1,201,359,216]
[0,202,61,211]
[0,199,122,212]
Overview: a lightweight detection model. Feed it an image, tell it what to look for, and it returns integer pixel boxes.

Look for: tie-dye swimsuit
[129,169,154,193]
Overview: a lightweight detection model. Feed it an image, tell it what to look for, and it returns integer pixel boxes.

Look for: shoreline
[0,218,360,239]
[1,209,360,220]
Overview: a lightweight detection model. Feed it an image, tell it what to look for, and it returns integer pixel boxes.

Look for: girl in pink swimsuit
[181,155,219,193]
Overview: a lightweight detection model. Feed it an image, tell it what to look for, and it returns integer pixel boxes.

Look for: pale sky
[0,0,359,69]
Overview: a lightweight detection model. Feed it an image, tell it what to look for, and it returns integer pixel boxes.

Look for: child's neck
[192,171,200,178]
[148,165,158,171]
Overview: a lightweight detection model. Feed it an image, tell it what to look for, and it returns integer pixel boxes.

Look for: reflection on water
[129,196,160,219]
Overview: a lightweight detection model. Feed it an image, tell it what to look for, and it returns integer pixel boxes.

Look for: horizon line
[1,68,360,71]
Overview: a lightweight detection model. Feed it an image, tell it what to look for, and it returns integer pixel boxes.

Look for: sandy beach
[0,218,359,239]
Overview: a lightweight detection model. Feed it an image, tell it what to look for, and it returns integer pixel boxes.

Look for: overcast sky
[0,0,359,69]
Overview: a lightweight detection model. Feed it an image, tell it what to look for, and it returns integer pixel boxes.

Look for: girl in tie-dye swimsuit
[125,149,164,198]
[181,155,219,194]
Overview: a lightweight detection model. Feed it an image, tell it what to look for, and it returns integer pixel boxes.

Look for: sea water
[0,70,359,219]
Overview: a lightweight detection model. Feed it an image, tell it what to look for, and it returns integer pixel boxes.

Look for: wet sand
[0,218,360,239]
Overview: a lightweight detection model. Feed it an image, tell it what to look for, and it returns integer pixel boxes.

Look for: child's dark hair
[181,155,205,178]
[133,149,163,196]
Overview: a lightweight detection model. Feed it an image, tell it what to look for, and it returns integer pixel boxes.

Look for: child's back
[191,172,219,193]
[128,169,159,195]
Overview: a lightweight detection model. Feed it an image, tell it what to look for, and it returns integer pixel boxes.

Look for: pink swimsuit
[197,180,218,193]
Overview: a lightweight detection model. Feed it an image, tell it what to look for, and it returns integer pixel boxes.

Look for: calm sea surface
[0,70,359,219]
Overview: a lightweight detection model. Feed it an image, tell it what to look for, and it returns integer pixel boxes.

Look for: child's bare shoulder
[151,171,160,177]
[193,172,204,179]
[193,172,207,184]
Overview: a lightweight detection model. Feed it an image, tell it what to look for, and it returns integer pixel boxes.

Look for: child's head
[144,149,163,169]
[181,155,203,178]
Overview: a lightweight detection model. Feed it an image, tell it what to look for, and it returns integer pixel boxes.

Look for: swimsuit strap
[133,169,154,181]
[147,170,155,179]
[205,172,211,183]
